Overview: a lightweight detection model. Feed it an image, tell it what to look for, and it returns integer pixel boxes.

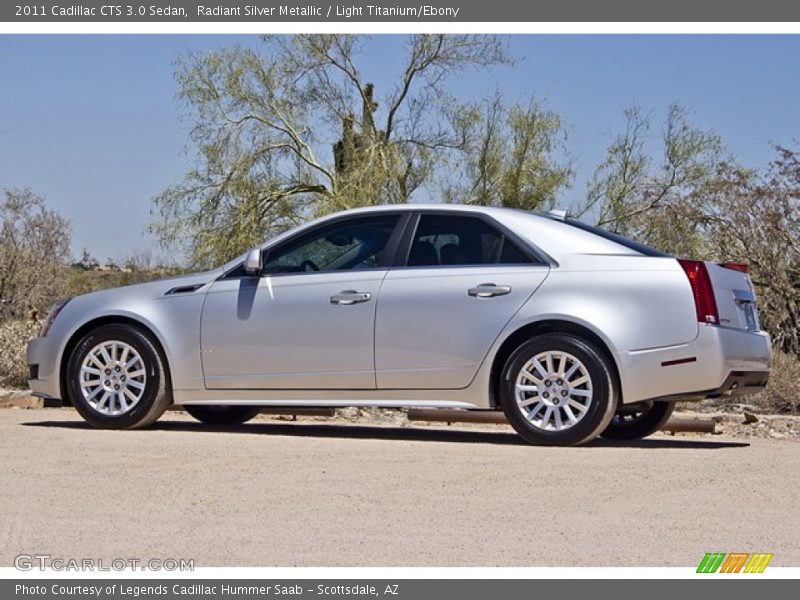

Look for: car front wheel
[499,333,618,446]
[184,405,261,425]
[66,324,171,429]
[600,401,675,440]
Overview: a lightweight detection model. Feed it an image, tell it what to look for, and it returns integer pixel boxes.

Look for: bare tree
[695,149,800,355]
[578,104,724,257]
[0,189,71,321]
[152,34,512,267]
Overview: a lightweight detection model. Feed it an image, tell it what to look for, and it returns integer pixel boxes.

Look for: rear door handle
[330,290,372,305]
[467,283,512,298]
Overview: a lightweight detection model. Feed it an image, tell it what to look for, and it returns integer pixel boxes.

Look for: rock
[743,411,759,424]
[0,389,42,409]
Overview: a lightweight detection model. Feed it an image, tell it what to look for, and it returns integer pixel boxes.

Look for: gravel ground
[1,407,798,567]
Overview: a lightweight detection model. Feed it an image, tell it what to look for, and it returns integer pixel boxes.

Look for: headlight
[40,298,72,337]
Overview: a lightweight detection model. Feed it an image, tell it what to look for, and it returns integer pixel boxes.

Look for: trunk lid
[704,261,761,331]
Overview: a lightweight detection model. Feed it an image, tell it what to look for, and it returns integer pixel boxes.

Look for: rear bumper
[707,370,770,398]
[618,325,771,404]
[26,335,63,401]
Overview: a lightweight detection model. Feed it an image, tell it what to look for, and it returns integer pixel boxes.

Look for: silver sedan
[27,205,772,445]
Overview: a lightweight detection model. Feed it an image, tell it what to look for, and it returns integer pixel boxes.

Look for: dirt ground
[1,407,798,567]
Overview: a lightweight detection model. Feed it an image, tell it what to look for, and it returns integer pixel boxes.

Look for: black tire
[184,405,262,426]
[600,401,675,440]
[499,333,618,446]
[65,324,171,429]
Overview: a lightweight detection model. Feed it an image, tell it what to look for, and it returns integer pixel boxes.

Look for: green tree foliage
[443,93,572,209]
[152,34,512,267]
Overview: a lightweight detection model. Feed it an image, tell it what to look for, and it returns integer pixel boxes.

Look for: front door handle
[330,290,372,305]
[467,283,512,298]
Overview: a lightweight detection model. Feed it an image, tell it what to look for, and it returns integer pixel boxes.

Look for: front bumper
[619,324,772,404]
[26,335,63,401]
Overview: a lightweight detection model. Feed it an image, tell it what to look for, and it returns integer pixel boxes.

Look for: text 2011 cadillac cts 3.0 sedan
[27,205,772,445]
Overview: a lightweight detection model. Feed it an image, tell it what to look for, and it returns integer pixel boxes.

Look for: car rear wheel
[600,401,675,440]
[184,405,262,425]
[66,324,171,429]
[499,333,618,446]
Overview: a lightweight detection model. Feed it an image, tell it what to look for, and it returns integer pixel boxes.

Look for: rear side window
[407,215,532,267]
[562,218,670,257]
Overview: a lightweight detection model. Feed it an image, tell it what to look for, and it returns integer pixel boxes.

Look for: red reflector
[678,259,719,325]
[661,357,698,367]
[720,261,749,273]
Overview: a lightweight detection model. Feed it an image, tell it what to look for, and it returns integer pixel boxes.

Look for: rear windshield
[559,218,670,257]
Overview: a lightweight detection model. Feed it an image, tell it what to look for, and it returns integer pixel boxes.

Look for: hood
[70,268,224,305]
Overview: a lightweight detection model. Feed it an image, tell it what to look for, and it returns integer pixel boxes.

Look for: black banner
[5,579,798,600]
[4,0,800,22]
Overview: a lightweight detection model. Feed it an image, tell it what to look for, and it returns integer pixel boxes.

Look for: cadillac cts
[27,205,772,446]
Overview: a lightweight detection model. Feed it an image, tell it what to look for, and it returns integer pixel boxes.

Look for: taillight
[719,261,749,273]
[678,260,719,324]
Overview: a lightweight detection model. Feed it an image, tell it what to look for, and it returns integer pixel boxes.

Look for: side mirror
[243,248,262,276]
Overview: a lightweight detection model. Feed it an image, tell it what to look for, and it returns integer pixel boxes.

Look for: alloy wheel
[514,350,594,432]
[79,340,147,416]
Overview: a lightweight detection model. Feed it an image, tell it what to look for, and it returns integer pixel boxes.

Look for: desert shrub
[63,266,183,298]
[1,189,71,321]
[748,350,800,414]
[0,318,41,388]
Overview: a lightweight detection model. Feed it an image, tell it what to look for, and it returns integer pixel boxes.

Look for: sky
[0,34,798,262]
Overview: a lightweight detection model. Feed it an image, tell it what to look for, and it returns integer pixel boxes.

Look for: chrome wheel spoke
[564,362,580,380]
[525,401,545,417]
[531,358,548,378]
[545,353,555,375]
[554,408,563,430]
[569,374,589,387]
[518,395,540,407]
[570,388,592,398]
[563,404,578,424]
[98,346,113,366]
[517,384,539,393]
[541,407,553,429]
[519,369,542,385]
[567,398,589,413]
[85,386,103,401]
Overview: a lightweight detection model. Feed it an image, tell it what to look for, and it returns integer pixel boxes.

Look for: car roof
[340,203,524,217]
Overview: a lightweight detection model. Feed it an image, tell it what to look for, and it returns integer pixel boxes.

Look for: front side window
[407,215,531,267]
[262,214,400,275]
